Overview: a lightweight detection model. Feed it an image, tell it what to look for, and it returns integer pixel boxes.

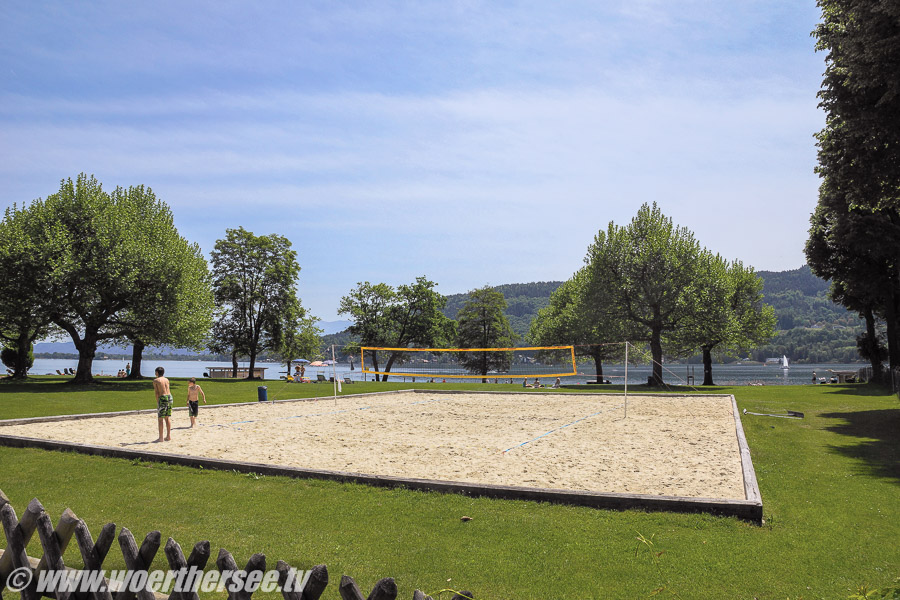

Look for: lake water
[30,358,866,386]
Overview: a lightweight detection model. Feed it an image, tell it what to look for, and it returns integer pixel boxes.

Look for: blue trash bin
[257,386,268,402]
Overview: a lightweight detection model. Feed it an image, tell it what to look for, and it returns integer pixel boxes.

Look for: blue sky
[1,1,825,321]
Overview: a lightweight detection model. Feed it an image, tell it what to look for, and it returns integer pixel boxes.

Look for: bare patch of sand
[1,392,746,499]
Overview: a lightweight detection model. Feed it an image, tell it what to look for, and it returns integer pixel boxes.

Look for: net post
[624,341,629,418]
[332,345,338,403]
[360,347,366,382]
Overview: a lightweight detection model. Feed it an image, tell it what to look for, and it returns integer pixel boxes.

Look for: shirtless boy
[153,367,173,441]
[186,377,206,427]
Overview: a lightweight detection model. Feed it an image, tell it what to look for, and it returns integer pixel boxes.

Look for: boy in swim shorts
[186,377,206,428]
[153,366,173,442]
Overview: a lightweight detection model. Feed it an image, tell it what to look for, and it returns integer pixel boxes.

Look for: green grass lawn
[1,376,898,598]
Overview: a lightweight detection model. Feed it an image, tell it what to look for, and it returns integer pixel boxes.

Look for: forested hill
[754,265,863,363]
[442,282,563,339]
[756,265,858,330]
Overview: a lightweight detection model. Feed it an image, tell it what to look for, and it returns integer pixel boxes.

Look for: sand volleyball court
[0,391,749,500]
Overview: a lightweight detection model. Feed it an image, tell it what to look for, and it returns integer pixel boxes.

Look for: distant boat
[782,355,790,369]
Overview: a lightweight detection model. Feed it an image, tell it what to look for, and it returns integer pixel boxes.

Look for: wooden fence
[0,490,472,600]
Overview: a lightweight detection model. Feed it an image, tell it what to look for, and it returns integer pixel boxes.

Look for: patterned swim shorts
[188,400,199,417]
[157,394,173,418]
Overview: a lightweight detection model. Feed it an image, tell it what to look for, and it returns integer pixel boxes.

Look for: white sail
[782,355,790,369]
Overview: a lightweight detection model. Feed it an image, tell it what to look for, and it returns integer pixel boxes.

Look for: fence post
[117,528,160,600]
[73,520,113,600]
[0,497,44,594]
[300,564,328,600]
[35,513,71,600]
[1,503,40,600]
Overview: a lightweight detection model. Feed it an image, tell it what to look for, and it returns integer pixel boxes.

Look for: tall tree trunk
[367,350,381,381]
[887,215,900,372]
[248,347,259,381]
[9,332,33,379]
[231,350,239,378]
[863,307,884,383]
[701,345,715,386]
[592,350,604,382]
[383,353,398,382]
[127,339,145,379]
[886,282,900,371]
[72,333,98,384]
[649,326,664,386]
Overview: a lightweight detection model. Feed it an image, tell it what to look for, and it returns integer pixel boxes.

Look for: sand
[0,391,747,499]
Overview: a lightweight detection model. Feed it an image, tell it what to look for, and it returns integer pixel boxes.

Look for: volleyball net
[359,346,577,380]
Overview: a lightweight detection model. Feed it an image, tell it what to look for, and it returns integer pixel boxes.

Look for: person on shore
[186,377,206,427]
[811,372,817,384]
[552,377,561,388]
[153,367,173,442]
[126,363,131,377]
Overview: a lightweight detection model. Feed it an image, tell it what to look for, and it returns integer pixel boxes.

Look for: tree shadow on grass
[820,408,900,485]
[0,379,153,393]
[819,383,897,397]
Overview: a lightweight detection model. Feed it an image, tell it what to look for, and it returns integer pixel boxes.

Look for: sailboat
[782,355,790,369]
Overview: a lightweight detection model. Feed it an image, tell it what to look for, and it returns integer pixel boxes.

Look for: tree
[338,277,453,381]
[810,1,900,372]
[806,188,900,375]
[1,344,33,376]
[0,203,54,379]
[726,261,778,365]
[100,185,215,379]
[275,309,323,380]
[11,174,212,383]
[456,286,518,382]
[667,255,776,385]
[208,309,250,376]
[529,268,633,380]
[380,277,454,380]
[211,227,302,380]
[339,282,396,380]
[586,203,702,386]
